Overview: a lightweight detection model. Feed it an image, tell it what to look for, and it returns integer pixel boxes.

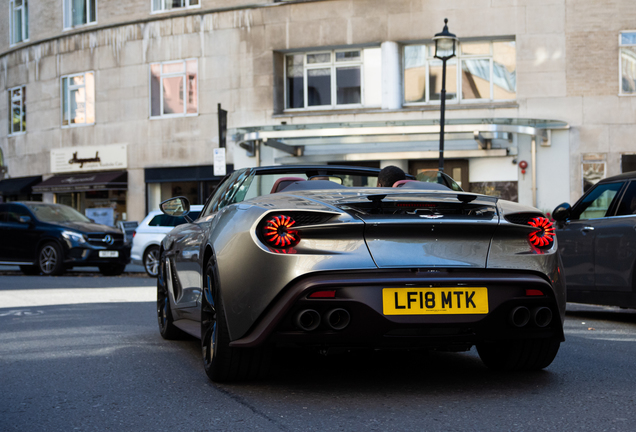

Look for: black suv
[0,202,131,276]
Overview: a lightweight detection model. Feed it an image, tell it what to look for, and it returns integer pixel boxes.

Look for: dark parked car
[0,202,130,276]
[553,171,636,308]
[156,165,565,382]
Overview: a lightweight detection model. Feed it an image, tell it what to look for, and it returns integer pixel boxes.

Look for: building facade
[0,0,634,223]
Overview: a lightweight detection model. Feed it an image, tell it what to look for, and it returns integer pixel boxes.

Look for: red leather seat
[392,180,416,187]
[270,177,306,193]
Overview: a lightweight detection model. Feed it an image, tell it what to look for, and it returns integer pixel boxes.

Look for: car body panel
[130,206,203,266]
[0,202,130,268]
[159,165,564,351]
[555,172,636,307]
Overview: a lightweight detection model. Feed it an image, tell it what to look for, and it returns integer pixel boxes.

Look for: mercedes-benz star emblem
[103,235,114,245]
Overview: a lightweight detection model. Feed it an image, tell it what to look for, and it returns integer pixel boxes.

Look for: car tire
[157,260,186,340]
[99,264,126,276]
[476,337,561,371]
[19,265,39,275]
[37,242,64,276]
[201,258,271,383]
[143,246,160,278]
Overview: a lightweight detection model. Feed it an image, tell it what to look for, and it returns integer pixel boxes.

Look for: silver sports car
[157,165,565,382]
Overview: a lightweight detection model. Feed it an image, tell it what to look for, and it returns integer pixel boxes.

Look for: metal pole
[438,58,447,173]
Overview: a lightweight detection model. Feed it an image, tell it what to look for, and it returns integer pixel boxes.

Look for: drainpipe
[531,137,537,208]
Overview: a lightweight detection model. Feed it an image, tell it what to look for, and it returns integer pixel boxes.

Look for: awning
[231,118,569,164]
[32,171,127,193]
[0,175,43,196]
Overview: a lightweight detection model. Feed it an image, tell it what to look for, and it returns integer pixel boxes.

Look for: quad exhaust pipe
[324,308,350,331]
[532,306,553,328]
[509,306,553,328]
[509,306,531,327]
[295,308,351,331]
[295,309,321,331]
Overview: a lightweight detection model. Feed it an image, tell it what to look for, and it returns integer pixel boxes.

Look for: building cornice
[1,0,328,58]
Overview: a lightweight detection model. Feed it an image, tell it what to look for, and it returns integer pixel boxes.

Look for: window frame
[9,0,29,46]
[63,0,98,30]
[60,71,96,128]
[148,58,199,119]
[403,39,516,106]
[151,0,200,14]
[284,49,366,111]
[8,85,26,136]
[619,31,636,96]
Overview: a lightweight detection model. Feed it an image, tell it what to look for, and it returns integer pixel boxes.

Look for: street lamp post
[433,18,458,173]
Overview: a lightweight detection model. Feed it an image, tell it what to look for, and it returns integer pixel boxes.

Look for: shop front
[32,144,129,227]
[0,175,42,202]
[145,164,233,213]
[32,171,128,226]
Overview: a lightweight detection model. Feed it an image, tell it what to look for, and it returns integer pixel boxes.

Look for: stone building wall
[1,0,636,218]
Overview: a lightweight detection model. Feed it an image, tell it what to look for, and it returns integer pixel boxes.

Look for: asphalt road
[1,274,636,431]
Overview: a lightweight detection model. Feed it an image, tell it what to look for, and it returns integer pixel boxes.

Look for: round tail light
[263,215,300,248]
[528,216,555,248]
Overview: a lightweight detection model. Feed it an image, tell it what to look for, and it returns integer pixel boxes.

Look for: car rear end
[224,190,563,368]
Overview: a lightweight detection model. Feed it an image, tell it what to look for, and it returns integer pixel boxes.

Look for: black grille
[86,233,125,246]
[504,212,544,225]
[269,212,335,227]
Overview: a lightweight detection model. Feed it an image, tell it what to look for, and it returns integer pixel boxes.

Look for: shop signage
[51,144,127,173]
[214,148,226,176]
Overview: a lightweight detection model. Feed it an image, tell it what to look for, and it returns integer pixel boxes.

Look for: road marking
[0,287,155,309]
[0,309,44,317]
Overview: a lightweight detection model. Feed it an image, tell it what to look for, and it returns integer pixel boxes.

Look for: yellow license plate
[382,287,488,315]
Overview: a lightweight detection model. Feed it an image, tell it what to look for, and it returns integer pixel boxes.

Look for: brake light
[527,217,555,248]
[309,290,336,298]
[132,231,136,238]
[525,289,544,296]
[263,215,300,248]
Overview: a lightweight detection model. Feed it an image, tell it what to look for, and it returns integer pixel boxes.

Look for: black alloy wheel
[157,256,184,340]
[37,242,64,276]
[201,258,271,383]
[476,337,561,371]
[143,246,160,278]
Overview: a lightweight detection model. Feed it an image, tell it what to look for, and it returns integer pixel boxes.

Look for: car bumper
[229,269,565,350]
[64,244,131,267]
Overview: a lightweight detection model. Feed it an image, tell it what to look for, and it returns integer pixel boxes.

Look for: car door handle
[581,226,595,233]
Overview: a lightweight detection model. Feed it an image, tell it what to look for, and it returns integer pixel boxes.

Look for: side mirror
[552,202,571,222]
[160,196,191,217]
[19,215,32,224]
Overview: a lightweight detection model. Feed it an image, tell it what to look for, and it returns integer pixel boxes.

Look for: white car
[131,205,203,277]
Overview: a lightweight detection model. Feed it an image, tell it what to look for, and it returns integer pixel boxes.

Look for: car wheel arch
[35,237,66,260]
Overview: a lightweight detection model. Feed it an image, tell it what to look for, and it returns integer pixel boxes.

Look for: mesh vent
[504,212,544,225]
[279,212,335,227]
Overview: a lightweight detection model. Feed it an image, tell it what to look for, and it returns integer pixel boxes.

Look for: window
[404,40,516,104]
[61,72,95,127]
[9,0,28,45]
[582,159,606,193]
[573,182,623,221]
[285,48,381,110]
[152,0,199,13]
[8,86,26,135]
[63,0,96,29]
[147,212,201,227]
[150,59,198,118]
[620,31,636,95]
